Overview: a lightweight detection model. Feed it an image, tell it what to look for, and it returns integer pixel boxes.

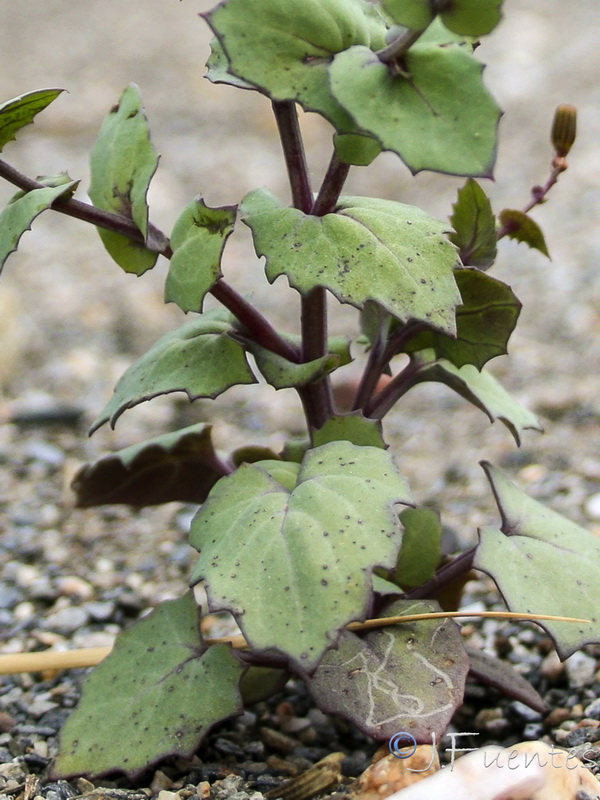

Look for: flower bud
[551,104,577,157]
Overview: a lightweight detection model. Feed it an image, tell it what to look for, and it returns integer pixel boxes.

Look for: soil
[1,0,600,797]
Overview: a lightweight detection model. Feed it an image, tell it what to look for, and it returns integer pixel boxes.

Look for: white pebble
[584,492,600,520]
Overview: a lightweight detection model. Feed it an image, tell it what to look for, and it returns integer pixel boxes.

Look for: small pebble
[566,651,597,688]
[44,606,89,634]
[584,492,600,520]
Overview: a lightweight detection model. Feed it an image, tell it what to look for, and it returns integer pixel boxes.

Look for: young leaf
[333,133,381,167]
[89,84,159,275]
[72,423,228,508]
[312,413,386,449]
[0,88,64,151]
[498,209,550,258]
[404,269,521,369]
[91,308,256,432]
[9,171,78,202]
[247,344,340,390]
[450,179,497,268]
[53,593,244,778]
[205,0,387,132]
[306,599,469,740]
[383,0,503,36]
[393,507,443,589]
[189,441,412,670]
[0,182,78,275]
[412,350,542,445]
[242,189,461,334]
[330,44,501,177]
[474,463,600,659]
[165,197,237,313]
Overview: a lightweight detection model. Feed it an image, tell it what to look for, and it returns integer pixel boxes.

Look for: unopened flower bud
[551,104,577,157]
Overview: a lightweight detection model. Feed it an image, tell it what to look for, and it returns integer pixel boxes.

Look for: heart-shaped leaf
[72,424,229,508]
[499,209,550,258]
[0,88,64,151]
[0,182,78,275]
[190,441,412,670]
[474,463,600,659]
[91,308,256,432]
[242,189,460,334]
[54,593,244,778]
[412,350,541,444]
[330,44,501,177]
[404,269,521,369]
[306,599,469,740]
[205,0,387,132]
[165,197,237,313]
[382,0,503,36]
[450,179,497,268]
[89,84,159,275]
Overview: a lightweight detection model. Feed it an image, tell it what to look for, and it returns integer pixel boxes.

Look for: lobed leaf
[89,84,159,275]
[333,132,381,167]
[412,350,541,444]
[205,0,387,132]
[165,197,237,313]
[404,268,521,369]
[242,189,461,334]
[72,423,227,508]
[0,88,64,152]
[306,599,469,741]
[91,308,256,432]
[54,593,244,778]
[475,463,600,659]
[450,179,497,268]
[0,182,78,275]
[499,209,550,258]
[206,37,257,91]
[189,441,412,670]
[330,44,501,177]
[382,0,503,36]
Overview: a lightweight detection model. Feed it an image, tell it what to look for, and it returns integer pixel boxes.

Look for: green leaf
[206,37,257,91]
[241,331,350,390]
[9,171,78,203]
[382,0,503,36]
[165,198,237,313]
[190,441,412,670]
[405,269,521,369]
[313,413,386,449]
[205,0,387,132]
[72,424,227,508]
[0,183,78,275]
[239,667,289,705]
[242,189,460,334]
[333,133,381,167]
[0,88,64,152]
[306,599,469,740]
[330,44,501,177]
[54,593,244,778]
[394,507,443,589]
[412,350,541,444]
[91,308,256,432]
[89,84,160,275]
[450,179,497,268]
[439,0,503,36]
[474,462,600,659]
[499,209,550,258]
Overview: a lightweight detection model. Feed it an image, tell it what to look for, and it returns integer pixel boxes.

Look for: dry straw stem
[0,611,589,676]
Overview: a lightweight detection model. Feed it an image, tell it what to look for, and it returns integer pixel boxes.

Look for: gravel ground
[1,0,600,796]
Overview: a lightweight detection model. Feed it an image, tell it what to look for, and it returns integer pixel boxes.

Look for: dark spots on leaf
[321,579,328,586]
[127,109,138,119]
[176,730,185,739]
[110,103,121,114]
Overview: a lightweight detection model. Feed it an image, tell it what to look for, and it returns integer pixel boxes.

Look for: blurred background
[0,0,599,536]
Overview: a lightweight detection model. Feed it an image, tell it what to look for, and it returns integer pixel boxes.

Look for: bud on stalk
[551,104,577,158]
